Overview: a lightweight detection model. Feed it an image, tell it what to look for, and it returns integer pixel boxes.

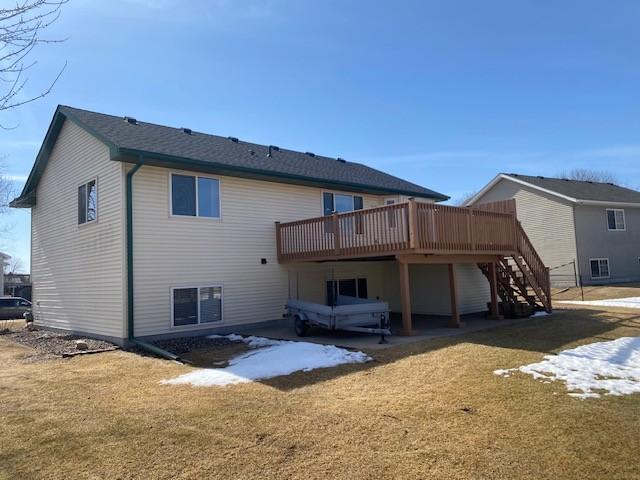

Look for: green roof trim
[10,105,450,207]
[112,146,447,199]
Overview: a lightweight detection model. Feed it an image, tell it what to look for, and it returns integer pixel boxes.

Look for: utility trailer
[285,295,391,343]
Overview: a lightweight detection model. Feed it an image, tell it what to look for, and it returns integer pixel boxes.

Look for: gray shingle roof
[57,106,448,200]
[507,173,640,204]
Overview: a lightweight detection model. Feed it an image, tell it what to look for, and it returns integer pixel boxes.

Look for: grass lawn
[1,308,639,480]
[553,282,640,302]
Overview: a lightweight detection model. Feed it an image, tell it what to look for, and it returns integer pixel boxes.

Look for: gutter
[125,158,182,363]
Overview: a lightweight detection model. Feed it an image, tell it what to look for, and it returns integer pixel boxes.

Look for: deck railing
[276,199,520,261]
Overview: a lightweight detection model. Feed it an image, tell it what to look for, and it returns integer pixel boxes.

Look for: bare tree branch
[0,0,68,128]
[557,168,622,185]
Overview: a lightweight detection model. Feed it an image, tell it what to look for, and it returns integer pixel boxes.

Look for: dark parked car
[0,297,32,320]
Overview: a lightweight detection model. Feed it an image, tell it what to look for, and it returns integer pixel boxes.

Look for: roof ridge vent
[305,151,316,157]
[181,127,192,135]
[228,136,239,143]
[123,116,137,125]
[336,158,346,163]
[267,145,280,157]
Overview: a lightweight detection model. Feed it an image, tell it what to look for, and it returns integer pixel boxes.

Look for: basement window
[589,258,610,279]
[171,173,220,218]
[172,286,222,326]
[78,179,97,225]
[606,209,625,231]
[326,278,368,306]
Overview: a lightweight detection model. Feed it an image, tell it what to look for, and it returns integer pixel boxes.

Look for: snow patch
[161,335,371,387]
[494,337,640,399]
[559,297,640,309]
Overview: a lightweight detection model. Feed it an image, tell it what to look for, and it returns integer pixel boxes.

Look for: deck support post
[488,261,502,320]
[398,259,414,335]
[448,263,461,328]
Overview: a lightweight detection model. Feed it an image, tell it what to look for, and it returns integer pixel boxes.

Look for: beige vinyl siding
[473,179,578,285]
[287,262,385,305]
[30,120,125,338]
[380,262,490,315]
[130,165,382,337]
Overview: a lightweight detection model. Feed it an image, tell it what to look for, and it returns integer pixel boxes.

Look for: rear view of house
[467,173,640,286]
[11,106,550,345]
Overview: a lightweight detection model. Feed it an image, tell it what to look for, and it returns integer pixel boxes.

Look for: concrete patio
[240,312,549,350]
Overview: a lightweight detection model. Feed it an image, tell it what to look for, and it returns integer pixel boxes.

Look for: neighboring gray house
[467,173,640,286]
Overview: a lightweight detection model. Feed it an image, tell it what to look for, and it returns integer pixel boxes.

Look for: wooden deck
[276,199,520,262]
[275,199,552,334]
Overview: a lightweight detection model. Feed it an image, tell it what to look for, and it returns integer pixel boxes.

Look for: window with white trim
[322,192,364,234]
[78,179,97,225]
[606,209,625,231]
[590,258,610,279]
[172,286,222,326]
[171,173,220,218]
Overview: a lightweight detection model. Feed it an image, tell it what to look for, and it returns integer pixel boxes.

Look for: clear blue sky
[2,0,640,270]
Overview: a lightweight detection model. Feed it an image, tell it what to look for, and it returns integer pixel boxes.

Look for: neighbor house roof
[11,105,448,207]
[467,173,640,207]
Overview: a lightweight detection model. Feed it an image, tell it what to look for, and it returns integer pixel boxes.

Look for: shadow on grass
[255,307,640,391]
[141,307,640,392]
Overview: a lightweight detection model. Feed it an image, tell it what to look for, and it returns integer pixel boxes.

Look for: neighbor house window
[172,286,222,326]
[171,174,220,218]
[322,192,364,233]
[590,258,610,279]
[606,209,625,231]
[78,179,97,225]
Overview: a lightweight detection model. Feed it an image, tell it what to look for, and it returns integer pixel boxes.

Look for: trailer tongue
[285,296,391,343]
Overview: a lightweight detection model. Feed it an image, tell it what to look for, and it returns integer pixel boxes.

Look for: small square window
[171,174,220,218]
[590,258,610,279]
[172,285,222,327]
[606,209,625,231]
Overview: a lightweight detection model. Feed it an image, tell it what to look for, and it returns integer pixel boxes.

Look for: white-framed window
[170,173,221,218]
[322,192,364,234]
[171,285,223,327]
[322,192,363,215]
[78,178,97,225]
[589,258,610,279]
[606,209,625,231]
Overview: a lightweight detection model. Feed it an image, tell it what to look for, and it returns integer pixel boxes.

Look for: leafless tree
[557,168,621,184]
[454,190,479,206]
[6,256,24,274]
[0,167,16,215]
[0,0,68,128]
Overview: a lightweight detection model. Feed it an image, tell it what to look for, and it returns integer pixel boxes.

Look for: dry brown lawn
[553,282,640,302]
[1,308,640,480]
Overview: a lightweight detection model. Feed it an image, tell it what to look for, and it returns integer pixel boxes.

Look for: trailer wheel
[294,316,309,337]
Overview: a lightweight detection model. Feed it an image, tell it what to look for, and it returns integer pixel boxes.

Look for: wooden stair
[478,221,552,313]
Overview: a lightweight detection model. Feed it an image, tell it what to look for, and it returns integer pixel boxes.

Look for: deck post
[448,263,461,328]
[275,222,282,262]
[488,261,502,320]
[398,259,414,335]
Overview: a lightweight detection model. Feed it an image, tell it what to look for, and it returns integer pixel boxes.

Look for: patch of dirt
[151,335,240,355]
[1,326,118,362]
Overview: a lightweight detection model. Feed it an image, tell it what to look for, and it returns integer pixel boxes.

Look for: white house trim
[467,174,640,209]
[466,174,578,206]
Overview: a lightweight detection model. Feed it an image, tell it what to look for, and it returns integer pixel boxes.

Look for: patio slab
[239,313,548,350]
